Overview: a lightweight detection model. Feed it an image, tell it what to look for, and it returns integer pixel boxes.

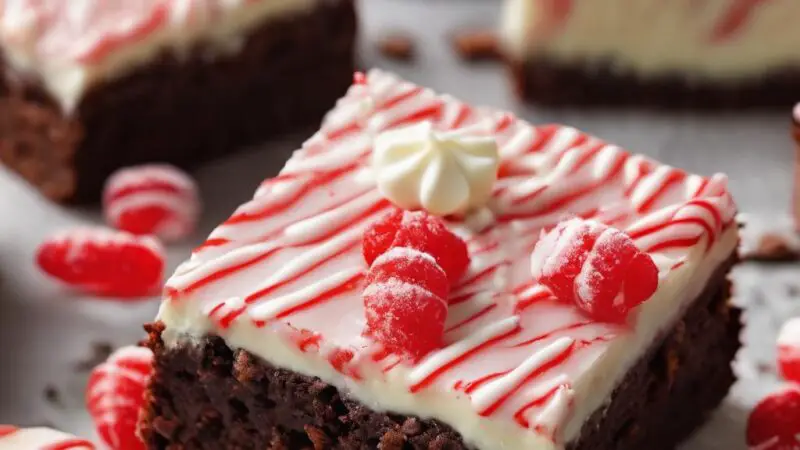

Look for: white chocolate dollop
[372,121,500,216]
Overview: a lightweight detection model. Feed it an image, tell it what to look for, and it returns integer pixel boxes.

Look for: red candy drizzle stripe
[164,70,737,438]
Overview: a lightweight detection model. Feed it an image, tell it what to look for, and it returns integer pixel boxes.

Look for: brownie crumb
[744,233,800,262]
[43,385,61,407]
[401,417,422,436]
[452,29,502,62]
[74,341,114,372]
[379,430,407,449]
[304,425,331,450]
[378,33,416,61]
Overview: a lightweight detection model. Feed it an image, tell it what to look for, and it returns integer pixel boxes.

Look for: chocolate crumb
[401,417,422,436]
[304,425,331,450]
[378,33,415,61]
[74,341,114,372]
[379,430,407,449]
[744,233,800,262]
[43,385,61,406]
[452,29,502,62]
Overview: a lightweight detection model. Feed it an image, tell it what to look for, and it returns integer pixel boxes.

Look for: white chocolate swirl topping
[373,121,500,216]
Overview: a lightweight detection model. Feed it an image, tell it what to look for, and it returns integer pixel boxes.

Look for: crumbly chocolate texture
[0,0,356,203]
[509,57,800,109]
[138,254,740,450]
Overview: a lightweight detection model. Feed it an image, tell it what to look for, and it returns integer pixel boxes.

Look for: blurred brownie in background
[0,0,357,202]
[501,0,800,109]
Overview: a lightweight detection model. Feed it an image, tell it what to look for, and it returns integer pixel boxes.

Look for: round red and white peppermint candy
[86,346,154,450]
[530,218,659,323]
[778,317,800,383]
[363,246,449,362]
[103,164,200,242]
[36,227,165,298]
[747,388,800,450]
[0,425,95,449]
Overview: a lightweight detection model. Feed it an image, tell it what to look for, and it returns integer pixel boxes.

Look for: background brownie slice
[0,0,357,202]
[501,0,800,108]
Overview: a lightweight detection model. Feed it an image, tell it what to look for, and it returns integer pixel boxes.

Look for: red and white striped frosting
[0,0,311,64]
[157,70,738,449]
[502,0,800,80]
[0,426,94,449]
[0,0,315,111]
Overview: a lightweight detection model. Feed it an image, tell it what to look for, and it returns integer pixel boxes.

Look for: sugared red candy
[363,247,449,361]
[86,346,154,450]
[36,227,165,298]
[746,388,800,449]
[530,218,659,323]
[363,209,470,283]
[778,317,800,383]
[0,426,95,449]
[103,164,200,242]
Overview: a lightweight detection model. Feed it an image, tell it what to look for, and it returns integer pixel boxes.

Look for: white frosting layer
[0,0,317,113]
[373,121,500,216]
[0,427,94,449]
[501,0,800,79]
[156,70,738,450]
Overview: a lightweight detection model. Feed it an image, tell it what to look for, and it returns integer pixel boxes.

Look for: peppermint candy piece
[746,388,800,449]
[778,317,800,383]
[103,164,200,242]
[363,247,449,361]
[363,209,470,284]
[0,426,94,449]
[531,218,659,323]
[86,346,154,450]
[36,227,165,298]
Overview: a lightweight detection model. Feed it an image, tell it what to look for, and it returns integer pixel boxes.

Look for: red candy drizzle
[363,209,470,283]
[362,209,469,360]
[86,346,154,450]
[530,218,659,323]
[103,164,200,242]
[747,388,800,450]
[36,228,165,298]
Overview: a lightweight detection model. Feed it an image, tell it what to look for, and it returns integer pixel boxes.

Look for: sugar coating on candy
[746,388,800,449]
[363,247,449,361]
[103,164,200,242]
[367,247,449,299]
[362,209,470,283]
[86,346,153,450]
[36,227,165,298]
[778,317,800,383]
[531,218,659,323]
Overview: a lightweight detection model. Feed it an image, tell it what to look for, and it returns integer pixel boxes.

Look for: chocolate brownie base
[510,57,800,109]
[0,0,356,202]
[139,253,740,450]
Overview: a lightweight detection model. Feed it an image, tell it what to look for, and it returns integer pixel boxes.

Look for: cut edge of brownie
[0,0,357,203]
[137,252,741,450]
[507,56,800,110]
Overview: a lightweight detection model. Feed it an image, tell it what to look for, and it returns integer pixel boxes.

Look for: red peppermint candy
[103,164,200,242]
[363,209,470,283]
[86,346,154,450]
[36,227,165,298]
[530,218,659,323]
[747,388,800,450]
[778,318,800,383]
[363,247,449,361]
